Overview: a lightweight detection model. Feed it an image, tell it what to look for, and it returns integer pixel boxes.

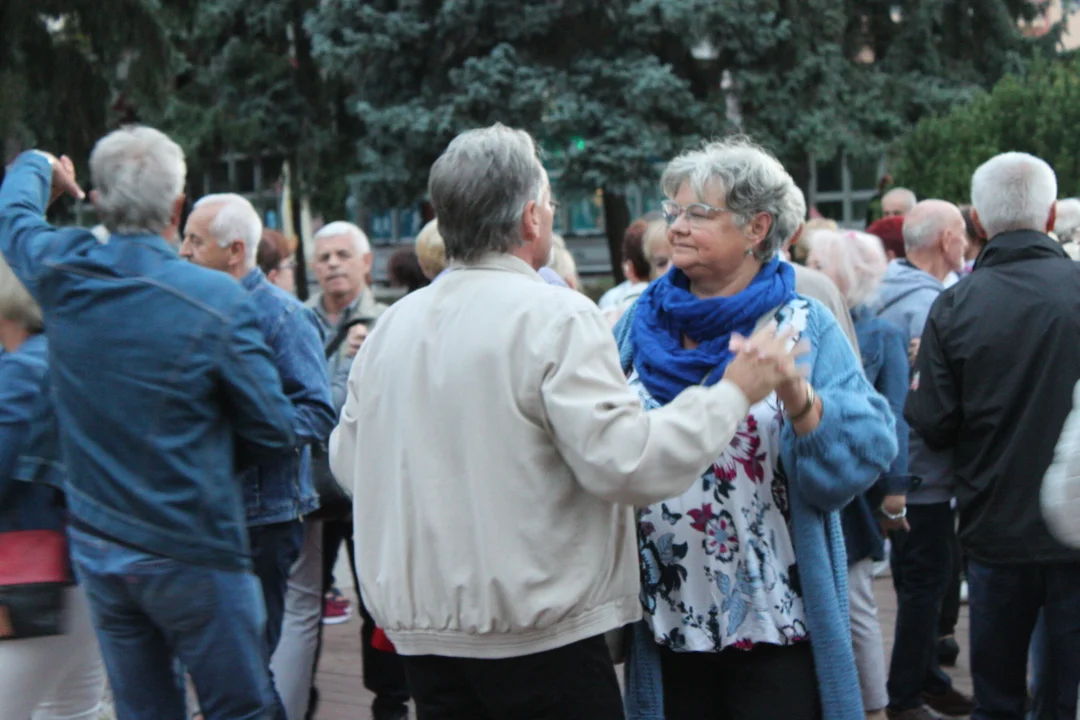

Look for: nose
[178,237,192,259]
[670,212,691,236]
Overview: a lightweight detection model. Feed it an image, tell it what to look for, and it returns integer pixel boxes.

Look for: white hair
[662,136,799,261]
[808,229,888,308]
[314,221,371,255]
[89,126,187,235]
[882,187,917,213]
[1055,198,1080,243]
[193,193,262,269]
[902,200,962,253]
[971,152,1057,239]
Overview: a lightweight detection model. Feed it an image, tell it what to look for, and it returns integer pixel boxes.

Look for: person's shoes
[937,635,960,667]
[322,588,352,625]
[886,706,943,720]
[922,687,975,717]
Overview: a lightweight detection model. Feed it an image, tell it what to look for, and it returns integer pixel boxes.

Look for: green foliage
[893,54,1080,203]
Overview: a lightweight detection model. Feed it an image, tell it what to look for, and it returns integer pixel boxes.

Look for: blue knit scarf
[630,258,796,405]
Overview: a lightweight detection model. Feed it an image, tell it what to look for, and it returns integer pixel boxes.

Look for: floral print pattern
[632,298,812,653]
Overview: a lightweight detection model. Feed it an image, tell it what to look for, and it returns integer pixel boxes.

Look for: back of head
[621,218,652,280]
[428,124,546,263]
[807,230,888,308]
[902,199,962,255]
[882,187,917,216]
[1055,198,1080,244]
[90,126,187,235]
[0,251,43,333]
[388,248,430,293]
[192,193,263,269]
[257,229,289,275]
[971,152,1057,238]
[414,219,446,279]
[866,215,906,259]
[313,221,371,255]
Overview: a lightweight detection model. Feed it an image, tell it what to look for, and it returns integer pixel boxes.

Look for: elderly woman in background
[414,219,447,280]
[0,253,105,720]
[790,217,838,265]
[256,229,297,293]
[807,230,913,720]
[616,137,897,720]
[604,216,672,325]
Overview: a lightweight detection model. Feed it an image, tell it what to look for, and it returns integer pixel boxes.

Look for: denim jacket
[0,152,298,570]
[0,334,64,533]
[240,268,335,526]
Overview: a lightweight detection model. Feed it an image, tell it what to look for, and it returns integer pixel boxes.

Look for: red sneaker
[322,588,352,625]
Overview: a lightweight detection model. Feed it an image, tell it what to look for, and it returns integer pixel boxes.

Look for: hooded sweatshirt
[871,260,954,505]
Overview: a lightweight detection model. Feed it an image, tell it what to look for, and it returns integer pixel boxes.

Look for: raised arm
[0,152,85,299]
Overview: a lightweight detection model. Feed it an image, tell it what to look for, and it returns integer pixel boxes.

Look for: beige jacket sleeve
[1042,379,1080,549]
[540,308,750,507]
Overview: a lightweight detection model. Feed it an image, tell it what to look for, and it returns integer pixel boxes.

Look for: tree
[892,53,1080,203]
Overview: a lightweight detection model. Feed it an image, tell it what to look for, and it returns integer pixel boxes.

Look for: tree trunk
[602,187,630,284]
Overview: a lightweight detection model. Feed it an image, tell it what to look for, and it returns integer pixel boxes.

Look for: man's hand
[344,323,369,357]
[880,493,910,533]
[723,323,807,405]
[33,151,85,205]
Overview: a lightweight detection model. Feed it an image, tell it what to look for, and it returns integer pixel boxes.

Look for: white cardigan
[1042,380,1080,549]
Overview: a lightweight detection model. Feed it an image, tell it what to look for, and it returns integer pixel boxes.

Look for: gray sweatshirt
[871,260,954,505]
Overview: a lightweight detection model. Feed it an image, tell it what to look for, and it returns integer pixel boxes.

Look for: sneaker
[938,635,960,667]
[323,588,352,625]
[922,687,975,717]
[886,707,943,720]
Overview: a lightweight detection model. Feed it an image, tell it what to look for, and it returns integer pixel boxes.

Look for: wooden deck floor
[313,576,973,719]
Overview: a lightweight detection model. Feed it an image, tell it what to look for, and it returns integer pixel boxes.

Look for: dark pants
[313,518,410,717]
[887,501,956,711]
[400,635,624,720]
[659,642,821,720]
[939,512,963,638]
[968,559,1080,720]
[250,520,305,656]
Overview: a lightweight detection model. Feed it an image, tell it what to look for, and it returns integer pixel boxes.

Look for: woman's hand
[723,322,806,405]
[880,494,910,533]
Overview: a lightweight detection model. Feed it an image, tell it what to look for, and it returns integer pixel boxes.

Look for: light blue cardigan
[614,296,898,720]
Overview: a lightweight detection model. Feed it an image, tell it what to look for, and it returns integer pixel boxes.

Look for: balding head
[971,152,1057,239]
[903,200,967,277]
[882,187,917,217]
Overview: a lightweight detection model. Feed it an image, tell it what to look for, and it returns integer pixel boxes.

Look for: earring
[744,247,754,257]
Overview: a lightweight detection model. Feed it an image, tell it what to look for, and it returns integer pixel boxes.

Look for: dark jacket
[239,268,335,526]
[842,307,912,564]
[0,334,63,533]
[0,152,298,571]
[906,230,1080,565]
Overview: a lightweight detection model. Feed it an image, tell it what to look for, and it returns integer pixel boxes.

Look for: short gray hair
[428,124,547,263]
[193,193,263,269]
[971,152,1057,238]
[661,136,797,262]
[89,126,187,235]
[882,187,917,213]
[902,200,963,253]
[0,252,43,333]
[1055,198,1080,243]
[808,229,888,308]
[314,221,371,255]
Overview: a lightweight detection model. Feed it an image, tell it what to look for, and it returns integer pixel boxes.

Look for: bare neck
[905,250,949,283]
[688,261,760,299]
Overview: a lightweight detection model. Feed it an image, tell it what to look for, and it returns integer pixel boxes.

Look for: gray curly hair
[661,136,800,262]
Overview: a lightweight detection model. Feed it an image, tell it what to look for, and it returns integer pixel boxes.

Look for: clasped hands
[722,321,809,406]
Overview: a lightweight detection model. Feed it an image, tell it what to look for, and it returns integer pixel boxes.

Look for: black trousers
[938,511,963,638]
[399,635,624,720]
[659,642,822,720]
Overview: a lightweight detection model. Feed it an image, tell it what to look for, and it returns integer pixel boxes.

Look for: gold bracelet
[786,383,816,422]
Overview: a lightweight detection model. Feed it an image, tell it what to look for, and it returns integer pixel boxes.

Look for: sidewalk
[313,577,972,719]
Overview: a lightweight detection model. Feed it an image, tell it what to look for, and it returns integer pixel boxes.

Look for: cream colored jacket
[330,254,753,659]
[1043,379,1080,549]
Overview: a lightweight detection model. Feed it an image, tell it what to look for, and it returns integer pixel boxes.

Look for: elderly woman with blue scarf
[614,137,898,720]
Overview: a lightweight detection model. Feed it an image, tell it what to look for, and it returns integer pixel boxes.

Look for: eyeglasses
[548,199,561,213]
[662,200,731,227]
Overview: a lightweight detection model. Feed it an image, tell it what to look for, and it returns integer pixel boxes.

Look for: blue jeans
[969,559,1080,720]
[887,502,956,711]
[250,520,305,657]
[69,524,275,720]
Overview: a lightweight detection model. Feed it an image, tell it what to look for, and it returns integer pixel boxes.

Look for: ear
[230,240,247,266]
[361,251,374,274]
[171,194,186,228]
[970,208,989,240]
[521,199,541,245]
[748,211,773,251]
[1048,202,1057,234]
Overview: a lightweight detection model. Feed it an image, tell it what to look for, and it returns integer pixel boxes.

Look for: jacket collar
[241,267,267,292]
[975,230,1067,270]
[447,253,543,281]
[106,232,178,258]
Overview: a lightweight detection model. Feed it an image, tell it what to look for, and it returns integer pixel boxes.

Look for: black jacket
[905,230,1080,565]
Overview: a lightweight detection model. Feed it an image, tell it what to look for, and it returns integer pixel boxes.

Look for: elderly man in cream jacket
[330,124,804,719]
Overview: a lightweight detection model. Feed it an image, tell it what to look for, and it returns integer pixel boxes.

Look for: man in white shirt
[330,123,803,718]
